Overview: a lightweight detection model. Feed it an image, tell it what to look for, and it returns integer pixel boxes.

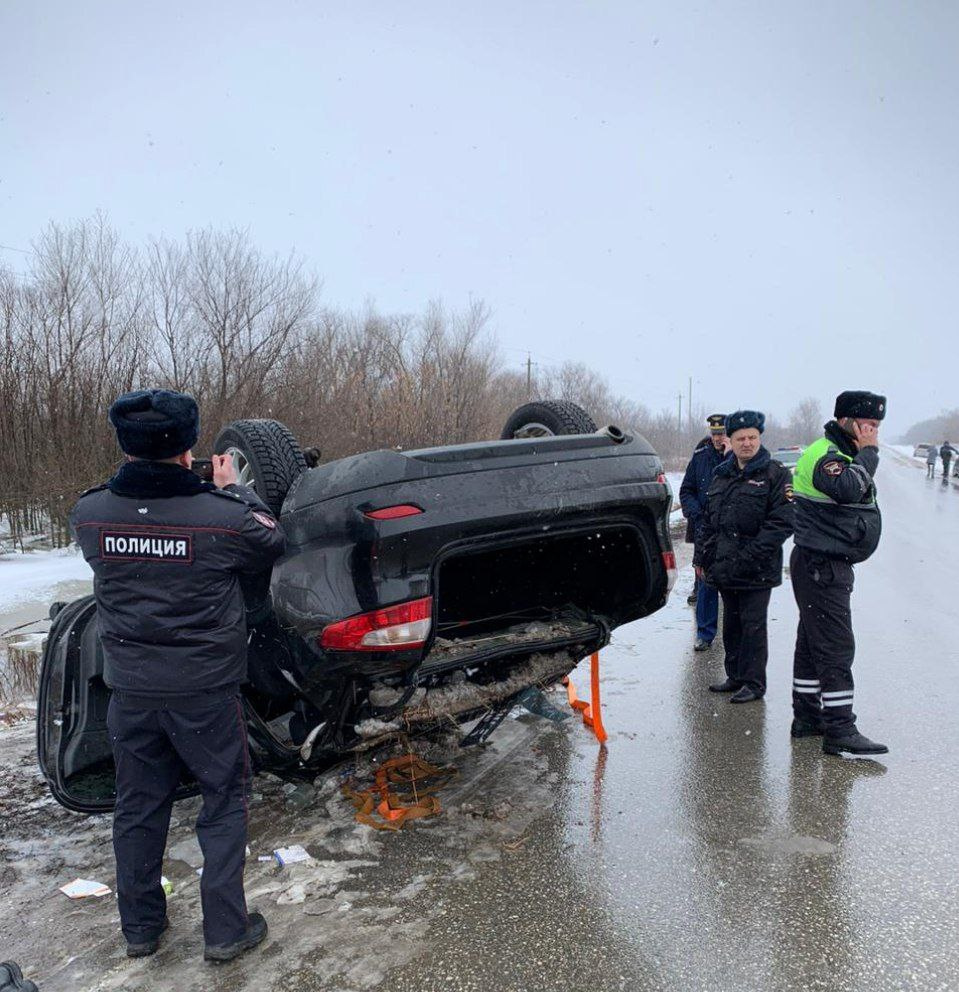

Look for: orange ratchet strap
[343,754,456,831]
[562,652,608,743]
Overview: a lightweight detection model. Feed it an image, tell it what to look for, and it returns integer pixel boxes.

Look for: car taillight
[662,550,677,594]
[363,504,423,520]
[319,597,432,651]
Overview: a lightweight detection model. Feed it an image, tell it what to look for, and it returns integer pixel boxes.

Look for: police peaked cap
[834,390,887,421]
[725,410,765,435]
[706,413,727,433]
[109,389,200,459]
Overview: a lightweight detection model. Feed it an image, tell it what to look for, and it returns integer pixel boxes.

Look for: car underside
[37,400,675,813]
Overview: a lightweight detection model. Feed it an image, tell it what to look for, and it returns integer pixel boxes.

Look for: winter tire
[213,419,307,516]
[500,400,597,439]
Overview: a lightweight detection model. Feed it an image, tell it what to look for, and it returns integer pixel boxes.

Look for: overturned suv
[38,401,676,813]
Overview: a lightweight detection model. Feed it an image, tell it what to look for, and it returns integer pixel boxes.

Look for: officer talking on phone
[70,390,286,964]
[789,390,887,756]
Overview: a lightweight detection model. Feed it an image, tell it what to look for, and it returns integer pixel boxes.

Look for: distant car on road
[772,446,804,474]
[914,444,935,459]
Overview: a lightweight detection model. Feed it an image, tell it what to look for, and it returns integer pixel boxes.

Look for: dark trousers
[718,587,772,694]
[695,572,719,642]
[107,693,251,946]
[943,457,951,480]
[789,546,857,737]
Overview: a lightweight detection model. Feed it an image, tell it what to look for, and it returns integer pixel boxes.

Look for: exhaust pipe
[595,424,627,444]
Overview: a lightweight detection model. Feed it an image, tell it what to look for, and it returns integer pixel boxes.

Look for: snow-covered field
[0,548,93,614]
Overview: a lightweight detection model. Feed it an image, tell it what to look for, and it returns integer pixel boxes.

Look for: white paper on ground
[59,878,111,899]
[274,844,312,866]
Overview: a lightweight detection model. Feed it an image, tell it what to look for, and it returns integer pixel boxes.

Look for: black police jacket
[679,437,725,545]
[693,447,794,590]
[70,460,287,698]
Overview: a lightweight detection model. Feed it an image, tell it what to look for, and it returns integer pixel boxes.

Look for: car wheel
[500,400,597,439]
[213,419,307,516]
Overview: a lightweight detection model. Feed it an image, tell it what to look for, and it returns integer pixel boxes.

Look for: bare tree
[787,397,824,445]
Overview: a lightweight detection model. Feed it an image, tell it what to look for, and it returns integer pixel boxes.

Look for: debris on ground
[58,879,111,899]
[274,844,312,866]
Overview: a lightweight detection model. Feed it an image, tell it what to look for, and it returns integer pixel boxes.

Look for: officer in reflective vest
[789,390,888,756]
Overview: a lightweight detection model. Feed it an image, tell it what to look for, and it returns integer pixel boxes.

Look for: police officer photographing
[70,390,287,962]
[789,390,888,756]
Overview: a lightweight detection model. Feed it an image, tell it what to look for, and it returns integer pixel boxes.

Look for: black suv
[38,401,675,812]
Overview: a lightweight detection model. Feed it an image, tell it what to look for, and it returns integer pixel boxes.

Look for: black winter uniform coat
[679,438,725,545]
[70,460,287,698]
[693,447,794,591]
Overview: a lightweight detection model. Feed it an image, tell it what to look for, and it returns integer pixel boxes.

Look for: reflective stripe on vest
[792,437,852,504]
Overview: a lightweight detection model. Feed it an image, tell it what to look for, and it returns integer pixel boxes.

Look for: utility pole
[688,376,693,431]
[677,392,683,431]
[526,353,533,401]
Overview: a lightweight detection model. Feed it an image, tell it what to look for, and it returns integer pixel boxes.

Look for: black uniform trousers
[789,545,857,737]
[107,691,251,946]
[718,587,772,694]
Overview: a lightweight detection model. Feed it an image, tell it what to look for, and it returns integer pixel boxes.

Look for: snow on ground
[665,471,685,527]
[0,548,93,613]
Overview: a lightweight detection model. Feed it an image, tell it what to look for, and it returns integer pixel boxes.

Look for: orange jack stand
[562,652,608,743]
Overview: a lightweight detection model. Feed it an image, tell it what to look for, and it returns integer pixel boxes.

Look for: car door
[37,596,197,814]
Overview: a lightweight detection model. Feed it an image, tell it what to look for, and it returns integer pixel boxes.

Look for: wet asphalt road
[385,447,959,992]
[2,448,957,991]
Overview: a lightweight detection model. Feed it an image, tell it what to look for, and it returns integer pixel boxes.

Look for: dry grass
[0,634,44,706]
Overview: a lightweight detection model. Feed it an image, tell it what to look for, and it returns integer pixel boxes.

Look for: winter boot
[0,962,39,992]
[126,916,169,958]
[205,912,268,964]
[708,678,741,693]
[823,732,889,756]
[790,717,825,738]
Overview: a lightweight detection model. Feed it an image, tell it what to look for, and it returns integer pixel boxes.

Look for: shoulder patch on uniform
[100,530,193,563]
[251,511,277,529]
[823,461,845,477]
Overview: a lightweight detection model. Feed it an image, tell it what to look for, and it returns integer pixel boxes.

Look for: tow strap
[562,651,608,743]
[342,754,457,831]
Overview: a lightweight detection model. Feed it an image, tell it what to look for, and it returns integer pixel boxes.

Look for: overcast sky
[2,1,956,434]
